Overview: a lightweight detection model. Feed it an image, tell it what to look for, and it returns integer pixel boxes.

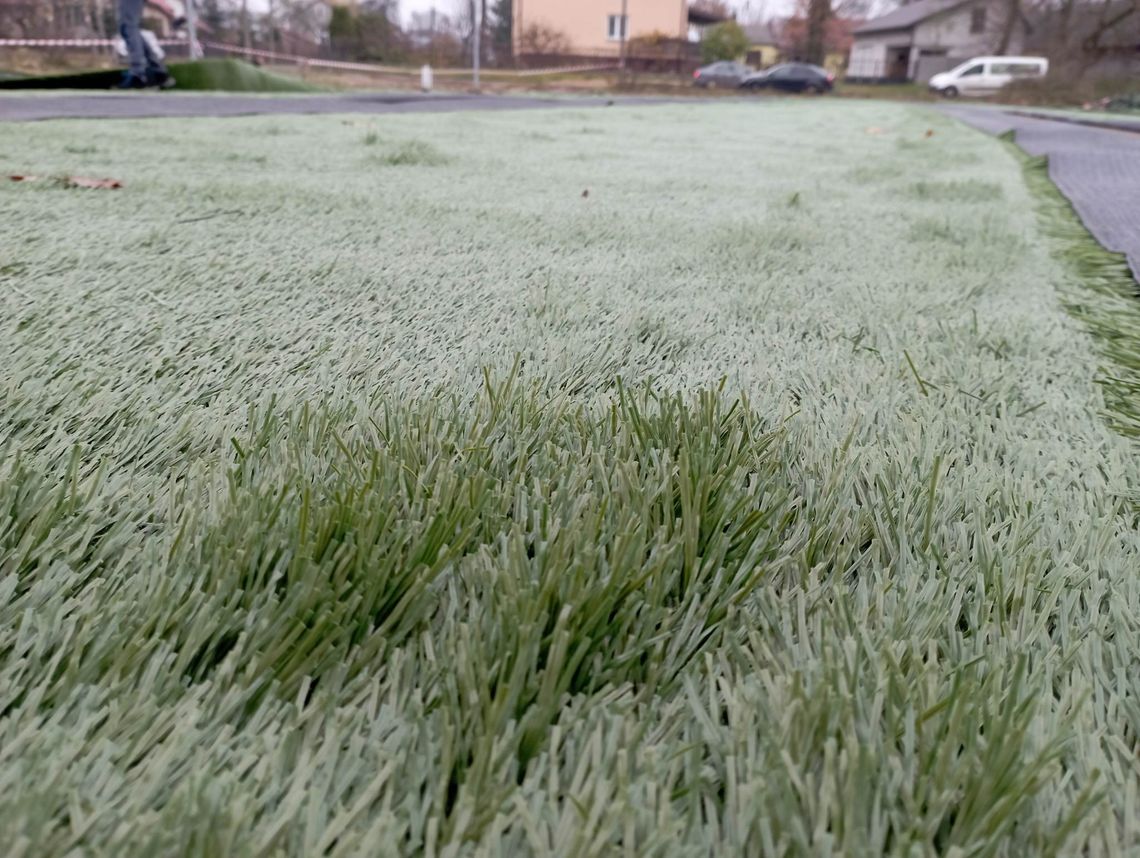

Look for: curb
[1006,109,1140,136]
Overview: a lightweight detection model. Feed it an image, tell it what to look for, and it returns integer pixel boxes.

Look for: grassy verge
[836,81,935,101]
[0,58,320,92]
[2,101,1139,854]
[1003,74,1140,109]
[1007,106,1140,129]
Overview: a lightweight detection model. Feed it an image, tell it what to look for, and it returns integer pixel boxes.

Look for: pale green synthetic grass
[1,102,1139,856]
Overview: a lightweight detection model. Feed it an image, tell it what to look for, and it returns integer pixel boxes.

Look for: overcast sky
[394,0,796,26]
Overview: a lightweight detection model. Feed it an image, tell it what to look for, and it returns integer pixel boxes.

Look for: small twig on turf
[176,209,245,224]
[904,350,932,396]
[141,289,173,309]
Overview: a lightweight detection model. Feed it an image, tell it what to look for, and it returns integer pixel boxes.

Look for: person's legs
[117,0,147,82]
[140,32,171,85]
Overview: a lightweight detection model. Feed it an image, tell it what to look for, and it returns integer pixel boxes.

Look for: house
[848,0,1029,82]
[744,21,781,68]
[512,1,730,65]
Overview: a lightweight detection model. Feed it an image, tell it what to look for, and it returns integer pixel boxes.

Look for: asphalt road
[0,91,662,122]
[940,104,1140,280]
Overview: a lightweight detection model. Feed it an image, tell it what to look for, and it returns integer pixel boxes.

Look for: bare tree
[804,0,831,64]
[517,22,570,56]
[454,0,491,63]
[834,0,876,17]
[1024,0,1139,71]
[1082,0,1139,55]
[994,0,1021,53]
[734,0,773,23]
[275,0,331,47]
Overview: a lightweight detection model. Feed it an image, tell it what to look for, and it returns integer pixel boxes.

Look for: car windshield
[948,61,984,77]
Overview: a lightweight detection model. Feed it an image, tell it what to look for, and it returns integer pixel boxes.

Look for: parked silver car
[692,61,753,88]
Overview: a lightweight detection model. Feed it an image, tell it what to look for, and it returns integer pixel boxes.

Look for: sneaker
[146,70,176,90]
[117,73,147,89]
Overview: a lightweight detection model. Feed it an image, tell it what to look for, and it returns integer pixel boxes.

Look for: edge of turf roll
[1006,135,1140,449]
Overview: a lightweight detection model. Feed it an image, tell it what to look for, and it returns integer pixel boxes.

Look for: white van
[929,56,1048,98]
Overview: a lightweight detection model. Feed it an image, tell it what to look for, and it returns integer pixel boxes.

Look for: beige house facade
[513,0,691,58]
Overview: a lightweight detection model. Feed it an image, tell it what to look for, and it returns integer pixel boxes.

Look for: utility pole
[472,0,482,88]
[618,0,628,70]
[185,0,202,59]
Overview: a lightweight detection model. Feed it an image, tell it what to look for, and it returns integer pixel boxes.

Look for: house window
[607,14,627,41]
[970,7,987,34]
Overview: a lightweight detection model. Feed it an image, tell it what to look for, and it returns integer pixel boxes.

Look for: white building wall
[851,3,1030,81]
[847,33,900,79]
[912,6,1027,59]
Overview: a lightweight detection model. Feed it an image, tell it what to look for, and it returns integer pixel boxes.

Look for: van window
[990,62,1042,76]
[959,63,985,77]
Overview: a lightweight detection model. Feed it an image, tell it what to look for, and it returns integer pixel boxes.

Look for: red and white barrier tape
[0,38,620,77]
[0,38,181,47]
[203,41,399,74]
[204,43,618,76]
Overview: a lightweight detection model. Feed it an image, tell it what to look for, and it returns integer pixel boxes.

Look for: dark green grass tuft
[165,59,320,92]
[0,59,319,92]
[904,179,1004,203]
[373,139,452,167]
[0,372,1089,853]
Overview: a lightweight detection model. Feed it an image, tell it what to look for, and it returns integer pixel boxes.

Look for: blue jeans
[118,0,166,79]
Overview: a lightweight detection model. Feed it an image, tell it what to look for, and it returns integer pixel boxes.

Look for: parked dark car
[741,63,835,93]
[692,61,753,88]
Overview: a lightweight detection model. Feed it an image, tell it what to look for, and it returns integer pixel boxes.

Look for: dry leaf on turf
[67,176,123,189]
[9,175,122,189]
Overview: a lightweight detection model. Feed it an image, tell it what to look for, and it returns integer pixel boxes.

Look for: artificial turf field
[2,100,1139,856]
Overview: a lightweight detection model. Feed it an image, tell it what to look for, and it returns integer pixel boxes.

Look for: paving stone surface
[942,105,1140,281]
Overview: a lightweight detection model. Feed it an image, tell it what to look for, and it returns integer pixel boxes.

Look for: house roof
[854,0,970,35]
[744,21,780,45]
